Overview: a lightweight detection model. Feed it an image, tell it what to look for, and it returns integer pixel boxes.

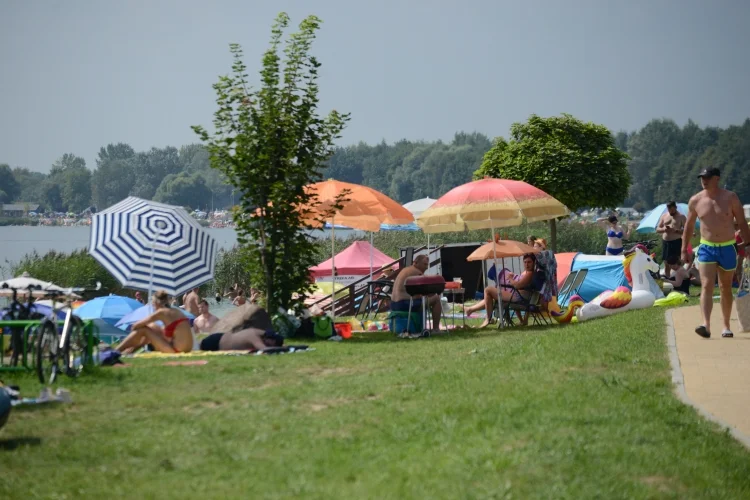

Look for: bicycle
[623,239,659,254]
[35,282,101,385]
[1,283,43,368]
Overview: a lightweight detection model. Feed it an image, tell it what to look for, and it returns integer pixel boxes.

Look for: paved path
[669,304,750,443]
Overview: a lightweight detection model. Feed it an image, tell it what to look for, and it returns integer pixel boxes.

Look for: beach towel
[131,346,314,359]
[536,250,559,304]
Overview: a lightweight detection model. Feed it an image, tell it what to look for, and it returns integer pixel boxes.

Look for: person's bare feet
[462,305,474,317]
[477,319,490,328]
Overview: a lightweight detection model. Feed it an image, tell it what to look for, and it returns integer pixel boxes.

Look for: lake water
[0,225,363,278]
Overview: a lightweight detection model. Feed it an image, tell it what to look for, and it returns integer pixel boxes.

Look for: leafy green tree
[193,13,349,314]
[12,167,46,204]
[96,143,135,168]
[130,147,181,200]
[40,182,63,212]
[0,163,21,203]
[475,114,630,250]
[49,154,92,212]
[154,172,212,209]
[92,158,136,210]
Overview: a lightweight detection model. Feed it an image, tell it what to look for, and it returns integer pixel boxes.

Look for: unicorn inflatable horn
[552,248,660,323]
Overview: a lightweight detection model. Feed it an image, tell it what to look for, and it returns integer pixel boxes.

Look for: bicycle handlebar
[1,283,42,291]
[43,281,102,297]
[1,281,102,297]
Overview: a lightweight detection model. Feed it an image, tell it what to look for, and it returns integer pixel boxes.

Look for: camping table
[442,288,466,329]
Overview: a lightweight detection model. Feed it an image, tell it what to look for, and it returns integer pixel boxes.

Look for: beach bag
[737,264,750,333]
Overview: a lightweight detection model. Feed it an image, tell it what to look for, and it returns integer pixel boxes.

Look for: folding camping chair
[357,279,394,320]
[557,269,588,306]
[499,269,549,327]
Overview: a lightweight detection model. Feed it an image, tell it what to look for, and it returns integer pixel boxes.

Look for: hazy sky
[2,0,749,172]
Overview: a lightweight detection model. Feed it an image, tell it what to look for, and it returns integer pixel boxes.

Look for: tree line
[1,118,749,214]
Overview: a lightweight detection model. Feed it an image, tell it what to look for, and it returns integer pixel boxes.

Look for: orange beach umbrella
[301,179,414,232]
[299,180,414,323]
[466,240,539,261]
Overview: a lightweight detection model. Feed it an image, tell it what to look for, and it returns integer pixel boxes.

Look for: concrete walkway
[668,303,750,444]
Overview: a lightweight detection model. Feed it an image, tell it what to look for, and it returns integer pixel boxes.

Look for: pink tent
[310,241,397,278]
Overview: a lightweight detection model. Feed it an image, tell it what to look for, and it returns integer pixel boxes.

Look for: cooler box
[388,311,422,334]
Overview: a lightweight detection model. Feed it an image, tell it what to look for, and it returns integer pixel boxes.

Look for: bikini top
[607,229,624,239]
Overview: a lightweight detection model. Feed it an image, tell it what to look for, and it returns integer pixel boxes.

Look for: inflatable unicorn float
[552,247,660,323]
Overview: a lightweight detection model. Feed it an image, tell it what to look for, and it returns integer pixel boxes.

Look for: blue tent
[560,254,663,306]
[637,203,699,234]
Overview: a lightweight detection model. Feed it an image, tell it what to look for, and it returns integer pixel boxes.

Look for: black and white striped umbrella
[89,197,218,297]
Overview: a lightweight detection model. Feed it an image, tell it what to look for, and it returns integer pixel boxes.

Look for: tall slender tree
[193,13,349,313]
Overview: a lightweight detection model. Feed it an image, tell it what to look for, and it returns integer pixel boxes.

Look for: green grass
[2,306,749,499]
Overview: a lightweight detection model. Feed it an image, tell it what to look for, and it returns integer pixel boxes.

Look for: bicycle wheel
[61,315,86,377]
[8,326,24,367]
[35,320,60,385]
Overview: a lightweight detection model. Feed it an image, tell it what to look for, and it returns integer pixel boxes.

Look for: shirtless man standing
[183,288,201,317]
[391,254,441,333]
[657,201,687,279]
[682,167,750,338]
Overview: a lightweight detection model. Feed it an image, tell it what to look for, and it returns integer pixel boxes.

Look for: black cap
[697,167,720,178]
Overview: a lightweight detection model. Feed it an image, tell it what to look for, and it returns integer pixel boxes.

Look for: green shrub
[8,249,123,297]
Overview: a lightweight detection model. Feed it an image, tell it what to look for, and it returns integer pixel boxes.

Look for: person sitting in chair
[464,253,539,328]
[391,255,441,332]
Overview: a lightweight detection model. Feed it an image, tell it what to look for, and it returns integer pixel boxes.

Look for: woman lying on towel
[199,328,284,352]
[117,290,194,354]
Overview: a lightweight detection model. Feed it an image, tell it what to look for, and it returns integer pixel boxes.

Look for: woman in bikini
[597,215,633,256]
[116,290,193,354]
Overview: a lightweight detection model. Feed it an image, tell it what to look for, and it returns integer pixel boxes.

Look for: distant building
[1,203,40,217]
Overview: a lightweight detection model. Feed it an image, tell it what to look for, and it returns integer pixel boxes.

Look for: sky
[1,0,749,173]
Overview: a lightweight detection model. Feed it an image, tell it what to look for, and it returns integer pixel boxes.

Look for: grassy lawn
[2,305,750,499]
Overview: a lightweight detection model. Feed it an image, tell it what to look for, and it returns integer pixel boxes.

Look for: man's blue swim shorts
[696,239,737,271]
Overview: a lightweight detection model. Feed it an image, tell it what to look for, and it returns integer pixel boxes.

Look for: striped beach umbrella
[89,197,218,297]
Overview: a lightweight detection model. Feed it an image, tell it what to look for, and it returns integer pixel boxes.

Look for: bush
[0,217,39,226]
[211,246,253,295]
[8,249,123,297]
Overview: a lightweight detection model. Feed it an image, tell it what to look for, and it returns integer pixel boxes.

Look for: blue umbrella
[636,203,699,234]
[380,222,420,231]
[115,304,195,332]
[73,295,144,326]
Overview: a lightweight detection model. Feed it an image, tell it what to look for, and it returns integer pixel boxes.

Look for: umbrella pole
[369,231,374,281]
[491,222,502,329]
[149,230,158,302]
[427,234,431,275]
[331,218,336,326]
